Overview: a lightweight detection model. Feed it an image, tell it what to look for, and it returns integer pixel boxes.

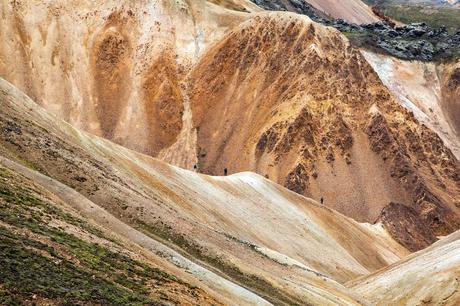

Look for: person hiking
[320,197,324,204]
[224,168,228,176]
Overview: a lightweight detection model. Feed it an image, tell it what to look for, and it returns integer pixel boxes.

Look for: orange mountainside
[1,0,460,305]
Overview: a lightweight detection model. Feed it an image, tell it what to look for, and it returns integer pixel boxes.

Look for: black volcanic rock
[250,0,460,61]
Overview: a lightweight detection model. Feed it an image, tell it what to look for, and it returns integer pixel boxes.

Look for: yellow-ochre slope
[363,52,460,159]
[0,76,408,305]
[0,0,460,305]
[1,1,460,304]
[0,0,251,158]
[2,74,460,305]
[350,230,460,305]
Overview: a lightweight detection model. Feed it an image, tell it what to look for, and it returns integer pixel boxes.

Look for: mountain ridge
[1,0,460,304]
[1,1,459,252]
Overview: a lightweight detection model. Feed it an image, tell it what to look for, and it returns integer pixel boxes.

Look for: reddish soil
[189,13,460,250]
[142,51,184,156]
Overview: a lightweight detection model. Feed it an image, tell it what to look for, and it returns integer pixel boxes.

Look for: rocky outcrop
[323,20,460,61]
[250,1,460,61]
[378,202,438,252]
[250,0,324,19]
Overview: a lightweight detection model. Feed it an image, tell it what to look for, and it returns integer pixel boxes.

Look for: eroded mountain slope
[350,229,460,305]
[441,59,460,143]
[0,164,221,305]
[0,77,412,305]
[3,0,460,256]
[250,0,379,23]
[0,0,250,161]
[363,52,460,159]
[190,13,460,251]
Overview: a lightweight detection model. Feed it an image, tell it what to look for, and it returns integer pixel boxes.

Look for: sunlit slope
[0,162,222,305]
[350,230,460,305]
[3,0,460,252]
[305,0,378,23]
[441,59,460,147]
[363,52,460,159]
[0,77,411,305]
[0,0,249,158]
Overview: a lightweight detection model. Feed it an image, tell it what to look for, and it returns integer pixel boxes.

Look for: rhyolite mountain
[1,0,460,304]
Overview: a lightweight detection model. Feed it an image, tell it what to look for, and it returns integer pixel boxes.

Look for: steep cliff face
[189,13,460,250]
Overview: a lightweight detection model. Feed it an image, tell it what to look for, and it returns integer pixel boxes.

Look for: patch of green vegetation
[137,221,303,306]
[0,287,23,305]
[1,147,47,175]
[0,175,104,239]
[342,31,367,40]
[0,169,187,305]
[382,5,460,33]
[0,226,160,305]
[0,168,10,178]
[342,30,388,55]
[0,165,117,238]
